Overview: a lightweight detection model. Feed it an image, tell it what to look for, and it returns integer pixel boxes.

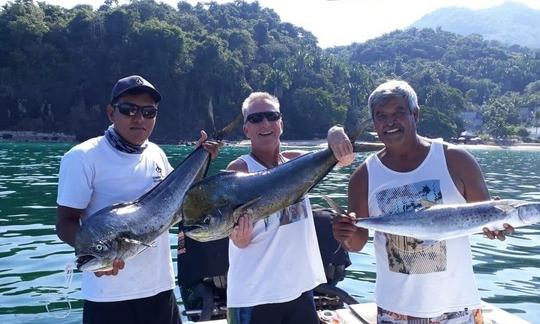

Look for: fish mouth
[184,226,227,242]
[76,255,95,269]
[75,255,111,272]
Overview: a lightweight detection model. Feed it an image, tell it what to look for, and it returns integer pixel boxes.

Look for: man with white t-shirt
[56,75,219,324]
[332,80,514,323]
[225,92,354,324]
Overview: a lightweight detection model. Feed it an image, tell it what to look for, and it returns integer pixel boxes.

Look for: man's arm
[446,146,513,240]
[445,146,490,203]
[332,163,369,252]
[56,205,125,276]
[56,205,83,247]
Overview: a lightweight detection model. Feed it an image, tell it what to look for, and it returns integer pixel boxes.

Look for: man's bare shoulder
[282,150,309,160]
[350,162,368,184]
[227,158,248,172]
[443,143,477,167]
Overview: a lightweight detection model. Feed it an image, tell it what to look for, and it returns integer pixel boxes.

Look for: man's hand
[332,212,358,248]
[483,224,514,241]
[230,215,253,248]
[94,258,125,277]
[196,130,223,160]
[482,196,514,241]
[327,126,354,167]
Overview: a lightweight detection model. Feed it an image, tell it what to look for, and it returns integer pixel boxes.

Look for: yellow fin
[419,199,437,209]
[493,200,515,213]
[321,194,347,215]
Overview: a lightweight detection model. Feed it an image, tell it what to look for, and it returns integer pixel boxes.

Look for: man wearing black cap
[56,75,219,324]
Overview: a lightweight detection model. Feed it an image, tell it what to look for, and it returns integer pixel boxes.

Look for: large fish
[74,146,212,272]
[354,199,540,240]
[182,141,384,242]
[74,115,242,272]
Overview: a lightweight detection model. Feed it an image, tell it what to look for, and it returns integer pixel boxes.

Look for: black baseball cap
[110,75,162,103]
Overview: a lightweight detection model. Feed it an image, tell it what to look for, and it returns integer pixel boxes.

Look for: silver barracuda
[74,145,213,272]
[354,199,540,240]
[182,142,384,242]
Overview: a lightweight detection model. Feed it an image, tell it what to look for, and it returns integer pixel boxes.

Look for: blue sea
[0,142,538,323]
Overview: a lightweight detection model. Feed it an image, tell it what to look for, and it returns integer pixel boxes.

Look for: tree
[481,95,520,138]
[417,106,458,139]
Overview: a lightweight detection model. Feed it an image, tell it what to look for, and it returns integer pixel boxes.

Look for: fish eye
[202,215,211,225]
[95,244,103,251]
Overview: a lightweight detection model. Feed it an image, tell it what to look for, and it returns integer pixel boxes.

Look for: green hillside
[1,0,539,141]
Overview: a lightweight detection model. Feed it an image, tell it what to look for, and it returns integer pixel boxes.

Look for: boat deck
[190,301,530,324]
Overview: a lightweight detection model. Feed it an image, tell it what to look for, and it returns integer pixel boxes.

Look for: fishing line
[44,261,74,318]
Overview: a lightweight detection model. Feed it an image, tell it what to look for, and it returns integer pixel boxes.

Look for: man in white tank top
[225,92,355,324]
[332,80,514,323]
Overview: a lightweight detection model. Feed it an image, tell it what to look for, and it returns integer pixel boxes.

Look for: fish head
[183,208,234,242]
[75,238,121,272]
[516,201,540,225]
[182,172,238,241]
[74,213,127,272]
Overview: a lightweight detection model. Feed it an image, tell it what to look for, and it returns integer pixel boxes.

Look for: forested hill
[326,27,540,138]
[411,2,540,49]
[1,0,540,142]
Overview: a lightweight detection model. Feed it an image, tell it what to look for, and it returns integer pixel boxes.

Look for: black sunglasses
[113,102,158,119]
[245,111,282,124]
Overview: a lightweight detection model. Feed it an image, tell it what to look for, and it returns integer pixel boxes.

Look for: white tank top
[226,154,327,308]
[365,140,481,318]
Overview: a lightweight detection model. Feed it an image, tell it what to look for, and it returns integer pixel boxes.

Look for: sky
[2,0,540,48]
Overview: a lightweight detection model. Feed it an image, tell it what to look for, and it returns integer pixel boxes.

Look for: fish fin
[232,196,262,221]
[418,199,437,209]
[213,113,243,141]
[494,204,514,213]
[321,195,348,215]
[121,238,156,248]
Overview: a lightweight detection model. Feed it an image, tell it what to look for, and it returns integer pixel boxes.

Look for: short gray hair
[368,80,419,117]
[242,92,280,121]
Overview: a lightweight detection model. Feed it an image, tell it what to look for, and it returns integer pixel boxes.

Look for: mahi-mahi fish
[181,141,383,242]
[74,115,242,272]
[353,199,540,240]
[182,100,383,242]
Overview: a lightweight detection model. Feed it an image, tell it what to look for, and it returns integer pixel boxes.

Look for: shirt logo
[152,164,163,183]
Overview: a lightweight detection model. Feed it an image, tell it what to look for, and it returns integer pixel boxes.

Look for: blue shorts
[227,290,318,324]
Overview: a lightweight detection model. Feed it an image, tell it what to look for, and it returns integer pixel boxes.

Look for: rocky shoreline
[0,130,76,142]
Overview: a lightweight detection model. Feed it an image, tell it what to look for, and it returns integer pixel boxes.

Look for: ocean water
[0,142,538,323]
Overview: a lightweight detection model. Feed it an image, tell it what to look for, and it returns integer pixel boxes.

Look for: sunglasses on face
[245,111,282,124]
[113,102,158,119]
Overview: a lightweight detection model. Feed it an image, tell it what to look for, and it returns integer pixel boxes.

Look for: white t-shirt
[57,136,176,302]
[365,140,481,318]
[226,154,327,308]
